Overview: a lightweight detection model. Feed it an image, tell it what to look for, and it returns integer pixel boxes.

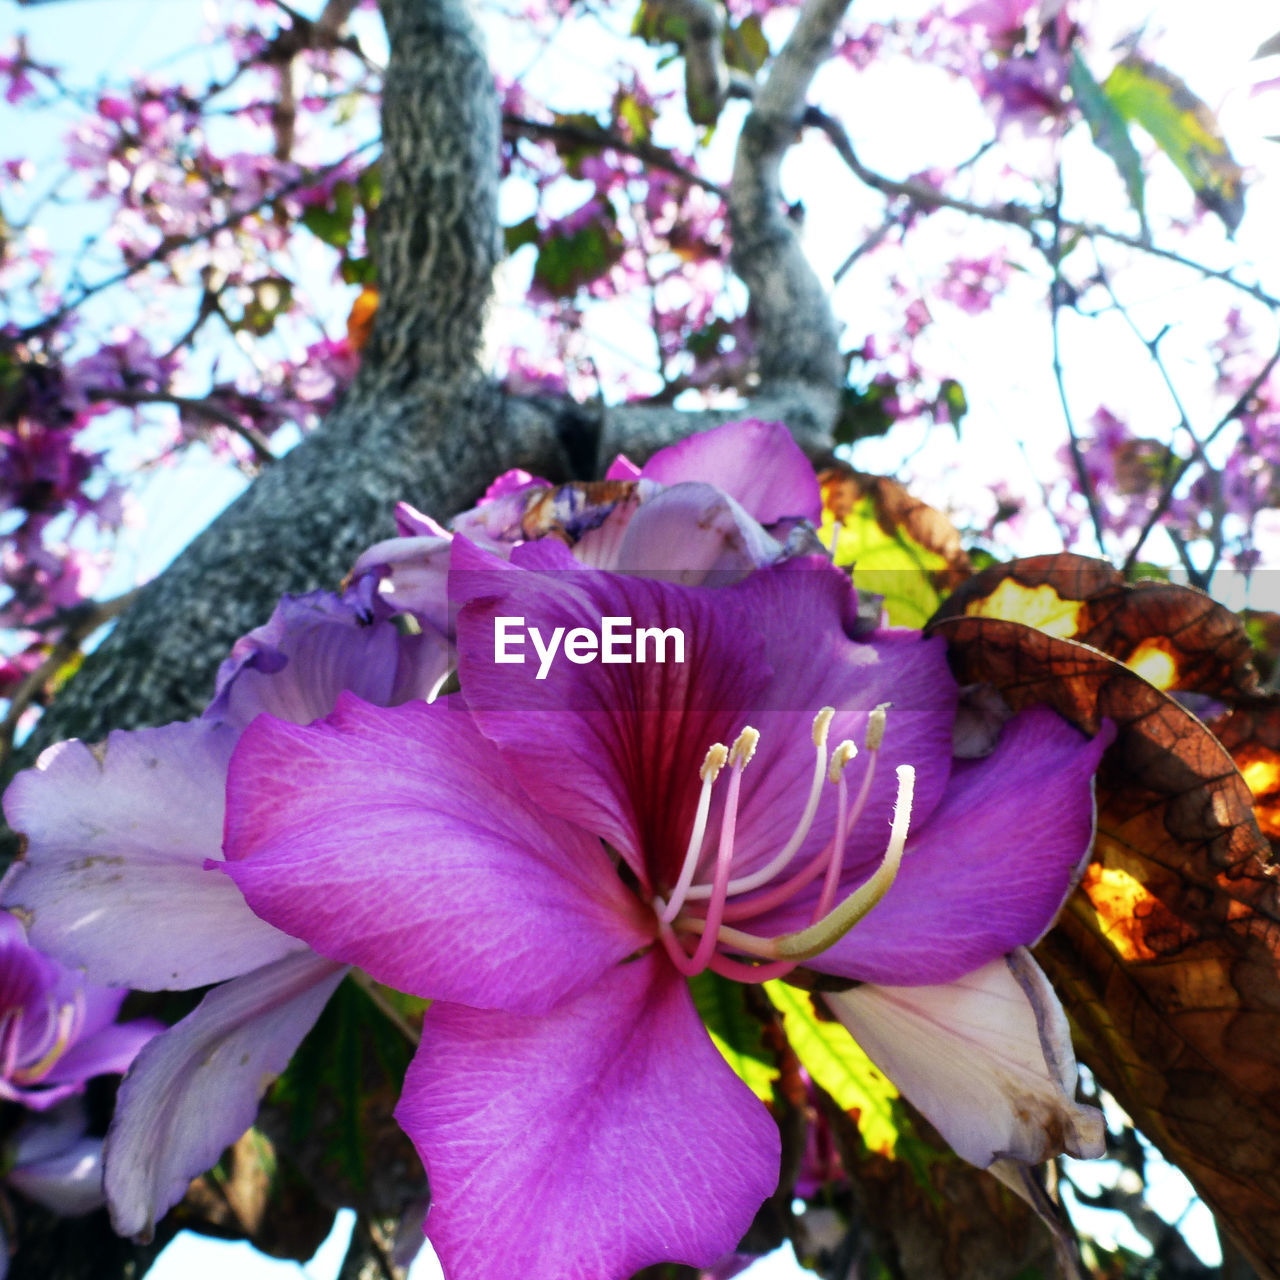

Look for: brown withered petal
[933,552,1259,700]
[930,614,1280,1278]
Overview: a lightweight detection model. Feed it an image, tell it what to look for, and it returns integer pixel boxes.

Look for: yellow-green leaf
[825,496,946,628]
[1102,56,1245,232]
[726,16,770,75]
[765,980,900,1157]
[690,970,777,1101]
[1070,50,1145,223]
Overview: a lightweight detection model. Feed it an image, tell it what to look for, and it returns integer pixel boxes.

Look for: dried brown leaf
[931,613,1280,1276]
[933,552,1258,699]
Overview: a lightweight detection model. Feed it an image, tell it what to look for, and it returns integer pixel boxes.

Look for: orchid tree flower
[350,417,828,632]
[0,913,158,1113]
[1,589,450,1239]
[220,537,1110,1280]
[0,918,159,1277]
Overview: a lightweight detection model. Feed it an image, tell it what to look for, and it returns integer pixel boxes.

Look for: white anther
[700,743,729,784]
[865,702,891,751]
[729,727,760,769]
[827,740,857,784]
[811,706,835,748]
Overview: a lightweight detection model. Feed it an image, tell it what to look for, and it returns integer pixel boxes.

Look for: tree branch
[1049,167,1106,552]
[367,0,500,383]
[1122,327,1280,575]
[21,143,379,341]
[0,590,141,767]
[503,113,725,197]
[804,109,1280,312]
[91,389,278,466]
[1086,246,1229,579]
[646,0,731,125]
[13,0,570,764]
[337,1214,405,1280]
[722,0,847,431]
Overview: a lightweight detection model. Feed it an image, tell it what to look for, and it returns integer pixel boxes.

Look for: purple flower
[4,1100,111,1222]
[220,539,1108,1279]
[0,914,157,1113]
[0,919,158,1263]
[1,590,450,1238]
[351,417,826,630]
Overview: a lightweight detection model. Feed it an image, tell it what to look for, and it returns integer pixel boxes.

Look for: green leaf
[236,276,294,336]
[764,981,901,1157]
[503,215,539,255]
[829,496,947,628]
[689,970,777,1101]
[615,89,656,143]
[631,0,685,47]
[356,161,382,211]
[725,16,770,74]
[1102,56,1245,232]
[268,977,415,1188]
[1069,50,1145,223]
[935,377,969,434]
[338,255,377,286]
[300,180,357,249]
[833,381,895,446]
[532,219,622,297]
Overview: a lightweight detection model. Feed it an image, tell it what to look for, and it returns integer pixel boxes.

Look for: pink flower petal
[787,707,1111,986]
[223,694,652,1014]
[638,420,821,525]
[453,539,956,894]
[604,453,642,481]
[9,1137,105,1216]
[398,953,780,1280]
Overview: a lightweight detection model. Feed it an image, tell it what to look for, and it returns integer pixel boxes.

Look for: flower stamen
[655,704,913,983]
[684,726,756,975]
[814,739,858,921]
[772,763,915,961]
[658,742,729,924]
[685,707,835,902]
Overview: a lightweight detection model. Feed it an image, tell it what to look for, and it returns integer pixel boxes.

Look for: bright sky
[3,0,1277,1273]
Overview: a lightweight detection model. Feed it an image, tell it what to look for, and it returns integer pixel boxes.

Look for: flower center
[651,704,915,983]
[2,989,84,1087]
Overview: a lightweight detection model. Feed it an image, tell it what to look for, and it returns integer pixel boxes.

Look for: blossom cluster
[0,0,379,642]
[1,421,1108,1278]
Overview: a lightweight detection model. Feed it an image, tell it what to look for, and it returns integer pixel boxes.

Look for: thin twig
[1122,328,1280,575]
[94,388,278,466]
[802,106,1280,312]
[1048,164,1107,552]
[1086,246,1227,576]
[645,0,731,124]
[0,589,142,764]
[833,210,902,283]
[20,140,379,340]
[503,114,725,198]
[337,1213,404,1280]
